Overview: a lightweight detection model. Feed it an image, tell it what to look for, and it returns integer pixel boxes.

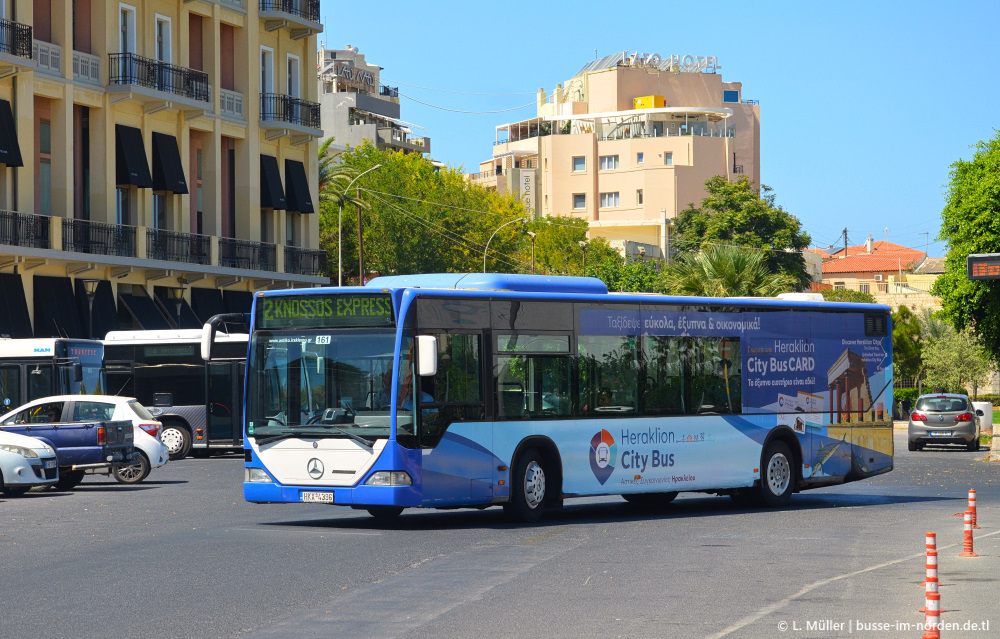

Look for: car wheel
[0,471,30,497]
[908,440,919,452]
[366,506,404,522]
[757,441,795,507]
[113,452,151,484]
[54,470,86,491]
[968,438,981,452]
[504,448,547,523]
[623,492,678,507]
[161,423,192,460]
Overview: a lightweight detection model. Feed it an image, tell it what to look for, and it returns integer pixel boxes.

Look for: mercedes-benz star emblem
[307,458,324,479]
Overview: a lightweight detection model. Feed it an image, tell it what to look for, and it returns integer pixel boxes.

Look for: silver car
[907,393,983,452]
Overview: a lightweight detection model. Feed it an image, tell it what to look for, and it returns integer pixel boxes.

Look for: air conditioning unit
[873,274,883,282]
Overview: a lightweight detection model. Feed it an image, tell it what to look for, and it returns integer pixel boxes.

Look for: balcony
[0,211,49,249]
[258,0,322,39]
[259,93,322,144]
[183,0,245,9]
[219,88,244,120]
[284,246,327,277]
[146,229,210,265]
[62,219,136,258]
[376,127,430,154]
[32,40,61,77]
[107,53,210,116]
[73,50,101,85]
[219,237,276,272]
[0,18,35,78]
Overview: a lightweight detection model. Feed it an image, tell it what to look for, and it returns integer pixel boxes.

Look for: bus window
[0,366,19,414]
[418,333,485,447]
[28,366,53,402]
[643,336,742,415]
[644,336,685,415]
[496,334,572,419]
[578,335,640,414]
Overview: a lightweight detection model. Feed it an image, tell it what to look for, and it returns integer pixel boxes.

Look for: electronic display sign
[967,254,1000,280]
[257,293,395,329]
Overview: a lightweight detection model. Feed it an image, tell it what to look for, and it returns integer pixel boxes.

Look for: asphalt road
[2,432,998,639]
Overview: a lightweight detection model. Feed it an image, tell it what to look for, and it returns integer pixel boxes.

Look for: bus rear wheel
[757,441,795,507]
[504,448,547,523]
[161,424,192,460]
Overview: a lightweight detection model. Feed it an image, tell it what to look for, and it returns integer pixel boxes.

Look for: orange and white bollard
[918,551,943,612]
[959,511,978,557]
[922,591,942,639]
[969,490,980,529]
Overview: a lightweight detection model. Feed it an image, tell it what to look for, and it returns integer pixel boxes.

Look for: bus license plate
[45,460,57,469]
[301,491,334,504]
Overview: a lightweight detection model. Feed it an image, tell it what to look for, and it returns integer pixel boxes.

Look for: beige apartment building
[0,0,324,339]
[471,52,760,259]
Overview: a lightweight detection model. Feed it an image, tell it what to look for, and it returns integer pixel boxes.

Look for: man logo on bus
[590,429,616,485]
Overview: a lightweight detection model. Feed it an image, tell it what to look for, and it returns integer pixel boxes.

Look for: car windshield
[128,400,155,420]
[915,396,967,412]
[246,329,414,444]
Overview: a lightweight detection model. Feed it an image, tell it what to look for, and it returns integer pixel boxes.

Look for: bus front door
[207,361,243,448]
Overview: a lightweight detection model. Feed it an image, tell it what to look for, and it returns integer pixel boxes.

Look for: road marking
[708,528,1000,638]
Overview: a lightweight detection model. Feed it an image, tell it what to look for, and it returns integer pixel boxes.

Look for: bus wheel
[161,424,192,460]
[113,452,150,484]
[366,506,404,521]
[54,470,86,491]
[504,448,546,523]
[623,492,678,507]
[759,441,795,507]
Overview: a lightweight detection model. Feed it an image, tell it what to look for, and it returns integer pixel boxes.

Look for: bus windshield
[57,340,105,395]
[246,329,413,445]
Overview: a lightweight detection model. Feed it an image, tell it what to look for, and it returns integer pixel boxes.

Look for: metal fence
[0,210,49,249]
[62,219,136,257]
[259,93,321,128]
[284,246,327,276]
[0,18,32,58]
[259,0,320,21]
[108,53,210,102]
[219,237,276,271]
[146,229,210,265]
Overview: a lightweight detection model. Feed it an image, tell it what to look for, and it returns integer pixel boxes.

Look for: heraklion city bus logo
[589,429,616,485]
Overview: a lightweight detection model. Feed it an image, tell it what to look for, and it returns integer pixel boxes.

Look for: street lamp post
[170,286,185,328]
[526,231,536,274]
[81,279,99,339]
[579,240,588,274]
[483,217,527,273]
[338,163,383,287]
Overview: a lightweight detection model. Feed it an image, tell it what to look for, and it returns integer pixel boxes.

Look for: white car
[0,396,168,484]
[0,430,59,495]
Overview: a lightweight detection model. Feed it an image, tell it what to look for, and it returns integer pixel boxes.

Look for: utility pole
[923,231,929,255]
[356,185,365,285]
[843,228,849,257]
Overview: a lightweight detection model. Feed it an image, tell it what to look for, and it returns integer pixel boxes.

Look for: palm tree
[317,138,362,206]
[655,244,800,297]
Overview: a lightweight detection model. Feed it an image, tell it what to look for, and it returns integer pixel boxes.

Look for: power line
[380,78,537,96]
[397,91,537,114]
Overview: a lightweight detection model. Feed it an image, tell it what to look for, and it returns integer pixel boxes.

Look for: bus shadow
[265,492,955,531]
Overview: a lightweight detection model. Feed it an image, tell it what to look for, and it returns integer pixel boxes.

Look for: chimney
[865,235,873,254]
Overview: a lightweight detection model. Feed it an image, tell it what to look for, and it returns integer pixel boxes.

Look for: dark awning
[153,286,201,329]
[118,290,171,330]
[34,276,84,338]
[74,279,118,339]
[116,124,153,188]
[0,99,23,167]
[190,287,226,324]
[223,290,253,315]
[260,155,286,210]
[284,159,314,214]
[152,132,188,194]
[0,273,32,338]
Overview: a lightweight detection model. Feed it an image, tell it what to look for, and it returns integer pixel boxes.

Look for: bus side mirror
[416,336,438,377]
[201,323,216,361]
[72,363,83,383]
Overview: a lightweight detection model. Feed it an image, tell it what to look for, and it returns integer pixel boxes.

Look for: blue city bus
[206,273,893,522]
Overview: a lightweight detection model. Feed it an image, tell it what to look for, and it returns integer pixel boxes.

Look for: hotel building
[0,0,325,340]
[471,52,760,259]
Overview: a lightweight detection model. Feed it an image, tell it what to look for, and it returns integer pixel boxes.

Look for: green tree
[932,130,1000,363]
[654,244,799,297]
[674,176,811,288]
[892,305,924,380]
[922,328,991,397]
[521,216,588,275]
[585,238,658,292]
[820,289,877,304]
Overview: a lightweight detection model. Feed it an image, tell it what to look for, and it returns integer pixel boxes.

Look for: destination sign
[967,253,1000,280]
[258,293,395,329]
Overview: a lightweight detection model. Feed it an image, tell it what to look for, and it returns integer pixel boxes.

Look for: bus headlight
[245,467,274,483]
[0,444,38,459]
[364,471,412,486]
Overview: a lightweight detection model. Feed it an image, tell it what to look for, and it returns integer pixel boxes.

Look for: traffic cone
[959,511,978,557]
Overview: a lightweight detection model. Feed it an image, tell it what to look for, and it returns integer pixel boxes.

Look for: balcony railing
[468,170,497,182]
[32,40,61,76]
[0,210,49,249]
[146,229,210,265]
[733,165,744,174]
[108,53,210,102]
[284,246,327,276]
[260,93,320,128]
[62,219,136,257]
[259,0,320,22]
[219,88,244,119]
[0,19,32,59]
[219,237,276,271]
[73,50,101,85]
[380,85,399,98]
[742,99,759,105]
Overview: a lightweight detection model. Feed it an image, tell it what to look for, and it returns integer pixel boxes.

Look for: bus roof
[0,338,98,358]
[104,329,248,344]
[365,273,609,295]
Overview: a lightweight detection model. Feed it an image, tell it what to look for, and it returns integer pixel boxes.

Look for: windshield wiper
[253,426,374,448]
[316,424,373,448]
[255,429,308,445]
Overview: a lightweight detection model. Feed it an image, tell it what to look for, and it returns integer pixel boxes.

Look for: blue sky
[318,0,999,257]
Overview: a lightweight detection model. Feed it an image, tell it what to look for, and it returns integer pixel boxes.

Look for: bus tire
[758,441,795,507]
[366,506,404,521]
[623,492,678,507]
[54,470,86,491]
[504,448,547,523]
[113,452,150,484]
[161,423,192,460]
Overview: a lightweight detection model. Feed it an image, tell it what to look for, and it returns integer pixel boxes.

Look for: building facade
[0,0,325,339]
[470,52,759,260]
[317,45,430,155]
